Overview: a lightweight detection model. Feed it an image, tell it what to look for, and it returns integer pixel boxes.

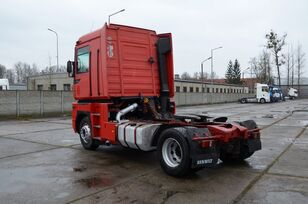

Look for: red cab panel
[73,24,174,100]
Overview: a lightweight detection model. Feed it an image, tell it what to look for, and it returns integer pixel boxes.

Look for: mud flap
[190,148,219,168]
[246,138,262,153]
[174,126,219,169]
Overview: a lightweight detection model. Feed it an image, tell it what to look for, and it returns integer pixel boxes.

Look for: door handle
[148,57,155,64]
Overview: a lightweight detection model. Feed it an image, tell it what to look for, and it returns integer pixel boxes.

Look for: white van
[0,79,9,90]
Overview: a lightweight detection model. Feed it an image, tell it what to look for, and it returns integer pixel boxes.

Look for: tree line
[250,30,305,87]
[178,71,218,81]
[0,62,66,84]
[178,30,305,87]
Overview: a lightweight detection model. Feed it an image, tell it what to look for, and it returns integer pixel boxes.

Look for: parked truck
[240,83,270,104]
[288,88,298,99]
[270,86,285,102]
[67,23,261,177]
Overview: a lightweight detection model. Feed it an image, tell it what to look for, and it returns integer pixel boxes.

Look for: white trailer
[0,79,9,90]
[240,83,270,104]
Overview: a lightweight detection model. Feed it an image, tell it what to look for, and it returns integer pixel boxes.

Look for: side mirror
[67,60,74,77]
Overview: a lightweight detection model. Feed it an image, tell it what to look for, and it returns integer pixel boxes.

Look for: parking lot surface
[1,100,308,204]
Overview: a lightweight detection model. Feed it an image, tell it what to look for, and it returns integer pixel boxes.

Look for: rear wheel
[220,120,258,162]
[240,98,246,104]
[157,128,191,177]
[79,117,100,150]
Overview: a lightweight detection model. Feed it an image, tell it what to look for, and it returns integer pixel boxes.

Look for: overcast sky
[0,0,307,78]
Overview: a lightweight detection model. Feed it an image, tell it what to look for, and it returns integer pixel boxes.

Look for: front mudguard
[173,127,219,169]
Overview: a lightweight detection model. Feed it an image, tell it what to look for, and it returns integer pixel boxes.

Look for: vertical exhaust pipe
[156,37,172,118]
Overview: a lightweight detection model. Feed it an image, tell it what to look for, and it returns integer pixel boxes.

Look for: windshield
[262,86,269,92]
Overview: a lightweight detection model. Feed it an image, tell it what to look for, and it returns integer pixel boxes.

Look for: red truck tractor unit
[67,23,261,177]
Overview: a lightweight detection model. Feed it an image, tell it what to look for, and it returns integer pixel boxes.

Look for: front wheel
[157,129,191,177]
[240,98,246,104]
[79,117,100,150]
[260,98,266,104]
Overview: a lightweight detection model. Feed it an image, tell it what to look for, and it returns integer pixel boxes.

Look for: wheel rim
[80,124,91,144]
[162,138,183,168]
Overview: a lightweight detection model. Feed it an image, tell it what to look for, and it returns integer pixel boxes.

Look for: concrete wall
[0,91,74,117]
[0,90,253,117]
[174,92,253,106]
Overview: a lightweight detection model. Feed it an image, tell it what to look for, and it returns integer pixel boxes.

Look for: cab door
[89,38,100,98]
[74,45,91,99]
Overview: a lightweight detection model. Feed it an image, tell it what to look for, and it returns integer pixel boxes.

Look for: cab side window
[77,46,90,73]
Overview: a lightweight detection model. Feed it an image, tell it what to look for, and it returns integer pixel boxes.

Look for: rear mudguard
[173,126,219,169]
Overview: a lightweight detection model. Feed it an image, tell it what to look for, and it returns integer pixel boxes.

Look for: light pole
[201,57,212,92]
[242,67,251,93]
[211,46,223,84]
[108,9,125,25]
[48,28,59,71]
[242,67,250,79]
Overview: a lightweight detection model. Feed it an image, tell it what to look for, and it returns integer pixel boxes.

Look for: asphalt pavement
[0,100,308,204]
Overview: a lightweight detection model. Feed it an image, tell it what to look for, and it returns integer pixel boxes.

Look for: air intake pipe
[116,103,138,123]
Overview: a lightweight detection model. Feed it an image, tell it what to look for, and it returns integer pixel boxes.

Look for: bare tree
[249,50,273,84]
[258,50,273,84]
[192,72,200,80]
[291,50,295,87]
[285,47,292,88]
[266,30,287,87]
[181,72,191,80]
[0,64,6,78]
[14,62,39,83]
[296,44,306,94]
[5,69,16,84]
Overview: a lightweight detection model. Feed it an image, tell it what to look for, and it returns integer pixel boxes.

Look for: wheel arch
[76,111,90,132]
[259,98,266,103]
[151,125,191,147]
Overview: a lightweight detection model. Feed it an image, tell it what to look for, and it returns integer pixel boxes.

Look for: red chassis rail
[72,102,260,149]
[192,123,260,148]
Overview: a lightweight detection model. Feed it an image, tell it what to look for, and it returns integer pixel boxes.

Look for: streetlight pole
[242,67,250,93]
[108,9,125,25]
[48,28,59,71]
[201,57,212,92]
[210,46,223,84]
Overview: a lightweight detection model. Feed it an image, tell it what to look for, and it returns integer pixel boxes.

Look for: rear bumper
[186,125,261,168]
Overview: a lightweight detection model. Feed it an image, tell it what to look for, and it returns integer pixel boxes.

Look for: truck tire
[157,128,191,177]
[220,120,257,163]
[240,98,246,104]
[79,117,100,150]
[260,98,266,104]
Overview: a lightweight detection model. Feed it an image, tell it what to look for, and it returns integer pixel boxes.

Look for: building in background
[174,79,249,94]
[27,73,73,91]
[26,72,249,94]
